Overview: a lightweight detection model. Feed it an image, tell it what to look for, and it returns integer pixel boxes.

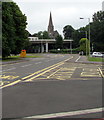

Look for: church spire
[48,12,54,34]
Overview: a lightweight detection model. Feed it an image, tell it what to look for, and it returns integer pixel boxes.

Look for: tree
[73,10,104,52]
[32,31,50,39]
[63,25,75,39]
[43,31,50,39]
[93,11,104,22]
[79,38,89,55]
[55,35,63,49]
[72,27,88,48]
[90,11,104,52]
[2,2,29,57]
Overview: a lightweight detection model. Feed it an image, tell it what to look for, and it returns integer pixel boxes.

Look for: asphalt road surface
[1,54,71,88]
[1,54,103,119]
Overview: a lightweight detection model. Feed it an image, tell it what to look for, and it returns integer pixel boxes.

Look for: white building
[102,1,104,11]
[29,37,73,53]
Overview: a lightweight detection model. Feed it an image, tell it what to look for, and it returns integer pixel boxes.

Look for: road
[1,54,71,88]
[1,54,103,119]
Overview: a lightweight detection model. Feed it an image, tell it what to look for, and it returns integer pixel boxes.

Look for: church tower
[47,12,59,38]
[48,12,54,35]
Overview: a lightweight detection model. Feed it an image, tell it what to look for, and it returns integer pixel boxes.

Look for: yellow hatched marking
[60,68,75,71]
[0,81,10,87]
[1,57,74,88]
[47,68,62,78]
[24,62,64,82]
[22,57,73,80]
[81,74,100,77]
[81,72,100,77]
[98,68,104,78]
[0,75,19,80]
[48,67,76,80]
[1,80,21,89]
[0,81,4,86]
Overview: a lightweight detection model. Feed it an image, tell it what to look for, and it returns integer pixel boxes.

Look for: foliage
[55,34,63,49]
[63,25,75,39]
[49,48,79,54]
[32,31,50,39]
[62,11,104,52]
[88,10,104,52]
[63,25,88,49]
[93,11,104,22]
[43,31,50,39]
[2,2,29,57]
[90,20,104,52]
[72,27,88,48]
[79,38,89,55]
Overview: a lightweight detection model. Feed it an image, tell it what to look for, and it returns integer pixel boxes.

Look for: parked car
[92,52,104,57]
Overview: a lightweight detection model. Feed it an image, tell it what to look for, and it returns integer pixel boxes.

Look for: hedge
[49,48,80,54]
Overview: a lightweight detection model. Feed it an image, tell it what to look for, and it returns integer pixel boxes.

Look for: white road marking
[2,67,16,72]
[21,64,32,67]
[75,56,81,62]
[25,107,103,119]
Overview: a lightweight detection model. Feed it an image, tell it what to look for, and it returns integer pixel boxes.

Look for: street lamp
[70,40,72,54]
[41,33,43,53]
[80,17,90,56]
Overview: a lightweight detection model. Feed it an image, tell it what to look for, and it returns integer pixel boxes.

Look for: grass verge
[88,56,103,62]
[2,54,42,62]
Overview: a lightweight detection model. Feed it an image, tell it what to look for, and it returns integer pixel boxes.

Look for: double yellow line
[22,57,73,82]
[1,57,73,89]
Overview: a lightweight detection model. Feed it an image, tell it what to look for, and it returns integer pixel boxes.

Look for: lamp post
[41,33,43,53]
[80,17,90,56]
[70,40,72,54]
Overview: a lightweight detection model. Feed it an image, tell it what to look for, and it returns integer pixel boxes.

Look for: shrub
[49,48,80,54]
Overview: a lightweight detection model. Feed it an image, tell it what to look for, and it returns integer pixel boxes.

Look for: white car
[92,52,104,57]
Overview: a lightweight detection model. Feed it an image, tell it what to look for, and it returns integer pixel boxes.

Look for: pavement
[75,55,103,64]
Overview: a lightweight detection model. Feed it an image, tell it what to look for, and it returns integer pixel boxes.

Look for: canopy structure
[29,37,73,53]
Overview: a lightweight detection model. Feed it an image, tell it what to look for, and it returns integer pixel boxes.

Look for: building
[28,37,73,53]
[28,12,73,53]
[48,12,59,38]
[102,1,104,11]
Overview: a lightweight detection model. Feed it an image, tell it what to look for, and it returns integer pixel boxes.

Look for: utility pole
[80,17,91,56]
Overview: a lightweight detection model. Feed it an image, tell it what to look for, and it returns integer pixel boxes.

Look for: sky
[13,0,103,36]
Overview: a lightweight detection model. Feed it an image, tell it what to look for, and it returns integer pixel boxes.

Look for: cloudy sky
[13,0,103,35]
